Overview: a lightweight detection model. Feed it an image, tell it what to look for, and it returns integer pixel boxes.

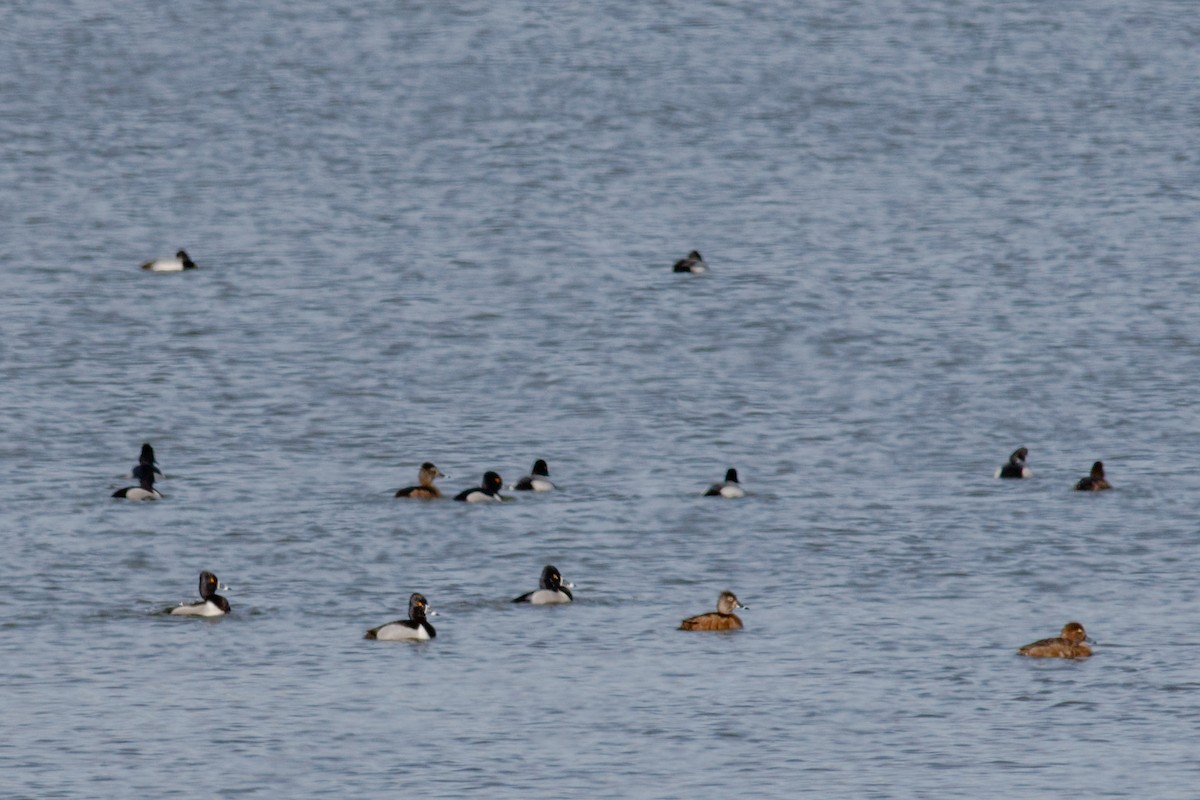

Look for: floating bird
[672,250,707,273]
[364,593,438,641]
[454,471,505,502]
[995,447,1031,479]
[113,469,162,500]
[168,571,231,617]
[1073,461,1111,491]
[1018,621,1092,659]
[395,462,446,499]
[514,459,556,492]
[142,249,197,272]
[679,591,746,631]
[703,468,745,498]
[512,565,574,605]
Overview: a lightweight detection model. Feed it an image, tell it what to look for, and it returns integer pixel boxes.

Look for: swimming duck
[995,447,1032,479]
[168,571,231,617]
[364,593,438,641]
[130,442,165,481]
[1018,621,1092,659]
[679,591,746,631]
[703,468,745,498]
[514,459,556,492]
[112,470,162,500]
[395,462,446,499]
[672,250,707,273]
[512,565,574,604]
[454,471,505,502]
[1074,461,1111,491]
[141,249,197,272]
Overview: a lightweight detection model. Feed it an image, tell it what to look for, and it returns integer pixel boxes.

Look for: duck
[514,459,556,492]
[672,250,707,273]
[703,468,745,498]
[995,447,1032,479]
[130,442,165,481]
[1018,621,1092,659]
[454,471,505,502]
[141,249,197,272]
[395,462,446,499]
[1074,461,1111,491]
[168,571,231,617]
[112,470,162,500]
[679,591,746,631]
[512,565,574,604]
[364,593,438,641]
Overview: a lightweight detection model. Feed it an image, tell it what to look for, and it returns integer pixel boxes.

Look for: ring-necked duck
[512,565,574,604]
[454,471,505,502]
[703,468,745,498]
[364,593,438,641]
[514,459,556,492]
[1074,461,1111,491]
[168,571,231,616]
[1018,621,1092,659]
[130,442,165,481]
[395,462,446,499]
[112,470,162,500]
[672,250,707,273]
[995,447,1032,479]
[679,591,746,631]
[141,249,197,272]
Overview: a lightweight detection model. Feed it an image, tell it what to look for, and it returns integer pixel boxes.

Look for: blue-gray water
[3,1,1199,797]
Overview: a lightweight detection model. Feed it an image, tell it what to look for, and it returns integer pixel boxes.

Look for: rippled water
[3,1,1200,797]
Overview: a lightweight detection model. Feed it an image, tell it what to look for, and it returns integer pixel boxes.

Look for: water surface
[2,1,1199,797]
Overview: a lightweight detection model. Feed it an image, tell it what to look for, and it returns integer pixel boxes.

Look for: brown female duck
[679,591,746,631]
[395,462,445,499]
[1074,461,1111,491]
[1018,621,1092,659]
